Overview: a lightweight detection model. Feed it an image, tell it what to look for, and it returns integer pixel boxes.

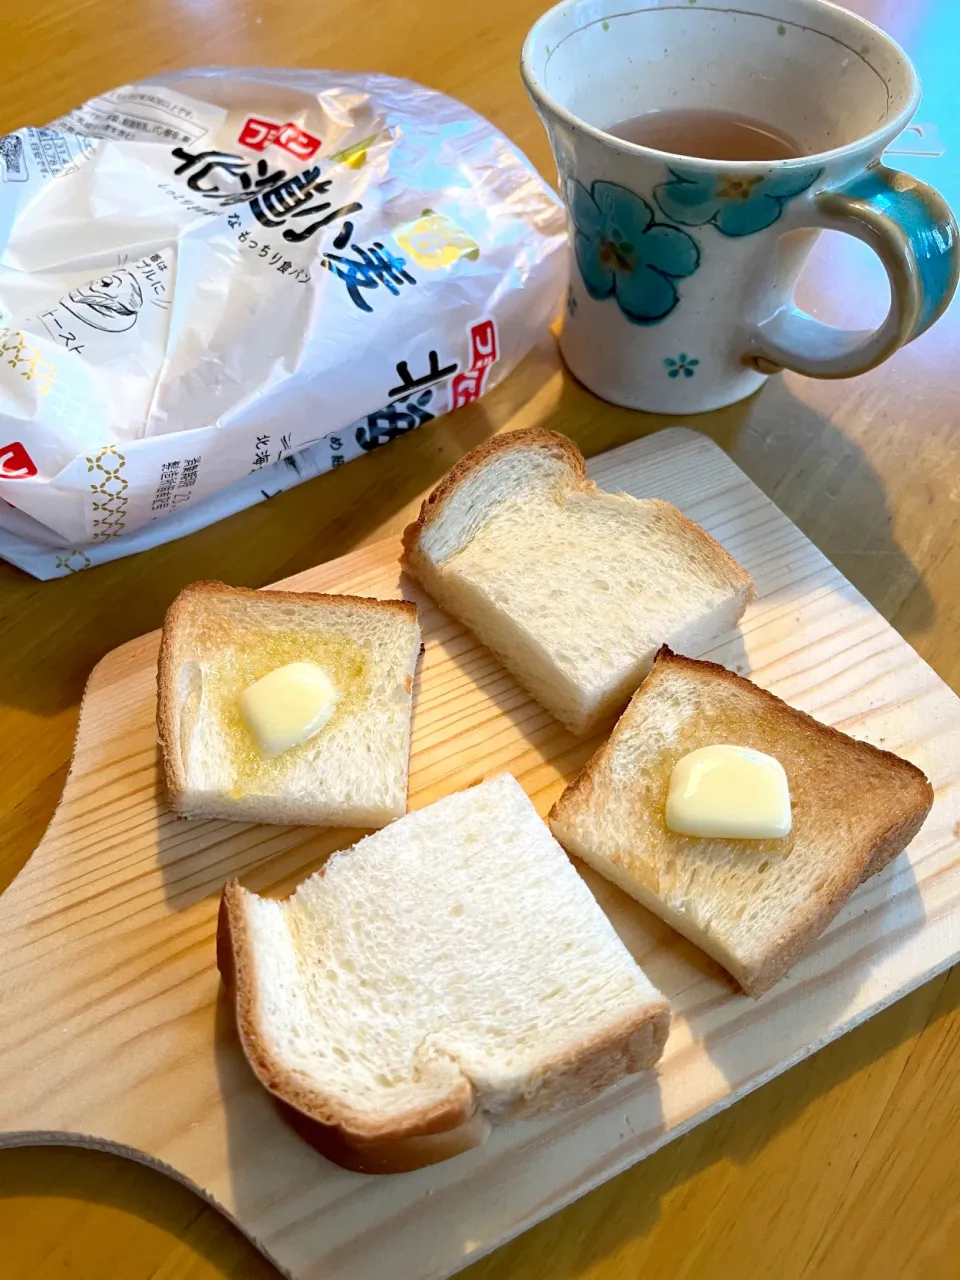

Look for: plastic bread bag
[0,68,565,578]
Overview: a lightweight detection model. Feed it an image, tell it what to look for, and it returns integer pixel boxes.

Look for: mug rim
[520,0,921,172]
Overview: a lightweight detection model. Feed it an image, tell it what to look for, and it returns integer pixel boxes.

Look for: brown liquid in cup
[605,108,804,161]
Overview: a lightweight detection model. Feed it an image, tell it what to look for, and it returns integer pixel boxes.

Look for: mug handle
[743,164,960,378]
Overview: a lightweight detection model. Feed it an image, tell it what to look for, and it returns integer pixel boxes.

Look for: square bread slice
[158,581,421,826]
[549,648,934,997]
[218,773,670,1173]
[401,428,753,736]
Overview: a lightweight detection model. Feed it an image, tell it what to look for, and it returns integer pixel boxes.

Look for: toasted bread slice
[158,581,421,826]
[549,648,933,996]
[218,773,670,1173]
[401,428,753,736]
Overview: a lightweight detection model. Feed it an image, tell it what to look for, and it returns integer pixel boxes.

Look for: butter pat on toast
[218,773,670,1173]
[158,581,421,826]
[401,428,753,736]
[549,648,933,996]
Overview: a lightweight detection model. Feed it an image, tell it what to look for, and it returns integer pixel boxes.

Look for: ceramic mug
[521,0,959,413]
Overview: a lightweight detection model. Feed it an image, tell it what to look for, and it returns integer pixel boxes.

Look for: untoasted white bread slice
[550,648,933,997]
[158,581,421,826]
[401,428,753,736]
[218,773,670,1173]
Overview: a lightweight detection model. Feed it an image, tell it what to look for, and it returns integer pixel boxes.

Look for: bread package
[0,69,564,578]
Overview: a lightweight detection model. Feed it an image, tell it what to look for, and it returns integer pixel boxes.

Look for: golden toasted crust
[652,646,933,796]
[400,427,587,566]
[551,645,931,828]
[156,580,417,818]
[742,804,929,995]
[649,507,753,602]
[551,647,934,997]
[217,873,670,1173]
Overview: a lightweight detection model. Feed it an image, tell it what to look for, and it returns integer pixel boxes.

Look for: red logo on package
[452,320,499,410]
[0,442,37,479]
[238,116,281,151]
[238,116,322,161]
[275,122,322,160]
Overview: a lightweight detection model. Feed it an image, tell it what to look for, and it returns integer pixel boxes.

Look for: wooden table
[1,0,958,1276]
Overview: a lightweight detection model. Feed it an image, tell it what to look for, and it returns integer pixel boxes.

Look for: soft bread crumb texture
[159,583,420,827]
[550,649,934,996]
[222,774,669,1166]
[403,429,752,735]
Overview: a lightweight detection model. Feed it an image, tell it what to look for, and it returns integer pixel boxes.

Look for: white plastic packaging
[0,68,565,578]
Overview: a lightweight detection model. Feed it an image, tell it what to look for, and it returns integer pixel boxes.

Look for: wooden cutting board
[1,427,958,1280]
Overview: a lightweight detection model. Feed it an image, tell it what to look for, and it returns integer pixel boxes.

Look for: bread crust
[217,873,670,1174]
[400,427,586,566]
[645,504,753,606]
[217,881,483,1174]
[399,429,753,735]
[156,580,417,819]
[493,999,670,1120]
[551,647,934,997]
[399,429,752,613]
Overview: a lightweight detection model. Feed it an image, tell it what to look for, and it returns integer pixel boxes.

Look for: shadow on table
[0,956,949,1280]
[677,861,929,1140]
[549,368,936,641]
[462,960,959,1280]
[0,1140,280,1279]
[697,376,937,639]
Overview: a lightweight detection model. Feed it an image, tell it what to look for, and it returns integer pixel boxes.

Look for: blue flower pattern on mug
[653,166,822,237]
[665,352,698,378]
[569,179,700,323]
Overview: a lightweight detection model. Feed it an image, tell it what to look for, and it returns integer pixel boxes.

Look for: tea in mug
[605,108,804,161]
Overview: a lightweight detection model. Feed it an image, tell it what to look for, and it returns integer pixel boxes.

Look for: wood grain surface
[2,428,960,1280]
[2,0,960,1276]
